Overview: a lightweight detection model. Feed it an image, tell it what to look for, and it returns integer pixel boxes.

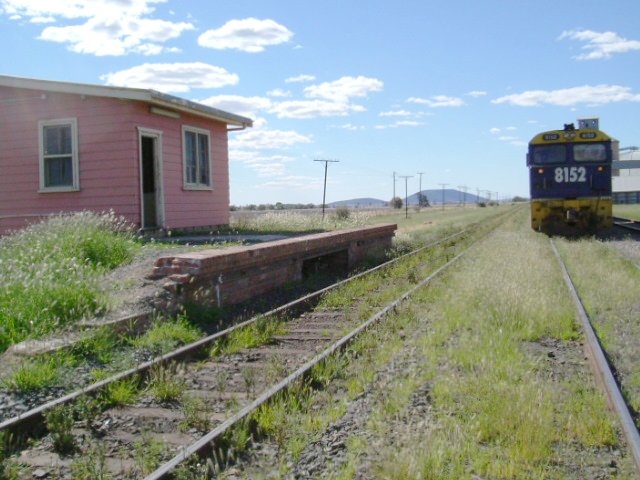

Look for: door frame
[137,127,164,229]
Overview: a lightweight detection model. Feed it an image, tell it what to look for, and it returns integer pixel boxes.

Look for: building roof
[0,74,253,128]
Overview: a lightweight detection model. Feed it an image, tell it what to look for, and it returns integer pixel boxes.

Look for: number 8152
[554,166,586,183]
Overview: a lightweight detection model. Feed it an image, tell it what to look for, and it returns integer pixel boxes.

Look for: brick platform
[151,224,396,308]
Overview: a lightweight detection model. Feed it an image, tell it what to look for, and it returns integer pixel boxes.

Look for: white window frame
[38,117,79,192]
[182,125,212,190]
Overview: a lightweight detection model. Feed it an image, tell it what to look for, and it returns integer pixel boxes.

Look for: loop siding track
[613,216,640,234]
[147,246,470,480]
[0,229,469,436]
[551,239,640,472]
[2,213,510,478]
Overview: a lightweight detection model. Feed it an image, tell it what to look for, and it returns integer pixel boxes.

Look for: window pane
[531,145,567,164]
[185,131,197,184]
[573,143,607,162]
[198,133,210,185]
[45,157,73,187]
[44,125,72,155]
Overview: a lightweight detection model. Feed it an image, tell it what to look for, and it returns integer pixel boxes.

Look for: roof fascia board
[0,75,252,127]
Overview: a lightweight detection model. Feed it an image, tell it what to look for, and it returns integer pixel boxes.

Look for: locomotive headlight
[597,166,604,172]
[537,168,544,174]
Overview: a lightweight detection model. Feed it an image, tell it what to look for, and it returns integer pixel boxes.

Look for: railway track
[551,239,640,472]
[613,216,640,234]
[1,213,509,478]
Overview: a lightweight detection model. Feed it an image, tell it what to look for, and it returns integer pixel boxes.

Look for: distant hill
[407,189,485,205]
[330,189,486,207]
[328,197,387,207]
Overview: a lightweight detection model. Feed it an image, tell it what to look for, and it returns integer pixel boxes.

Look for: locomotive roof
[529,128,613,144]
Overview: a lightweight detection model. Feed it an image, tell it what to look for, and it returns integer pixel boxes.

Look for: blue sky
[2,0,639,205]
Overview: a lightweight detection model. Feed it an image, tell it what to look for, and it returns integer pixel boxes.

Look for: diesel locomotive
[527,119,613,234]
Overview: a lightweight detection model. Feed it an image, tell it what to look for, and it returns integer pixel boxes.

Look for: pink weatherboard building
[0,75,252,235]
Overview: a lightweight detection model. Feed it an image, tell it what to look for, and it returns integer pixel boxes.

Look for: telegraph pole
[476,188,481,205]
[417,171,425,208]
[438,183,449,211]
[461,185,468,207]
[392,171,396,200]
[314,159,339,220]
[399,175,413,218]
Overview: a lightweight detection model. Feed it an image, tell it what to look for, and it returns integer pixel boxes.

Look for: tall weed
[0,211,137,352]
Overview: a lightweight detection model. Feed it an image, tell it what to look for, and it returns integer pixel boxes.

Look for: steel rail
[551,239,640,472]
[145,235,476,480]
[0,226,475,437]
[612,216,640,233]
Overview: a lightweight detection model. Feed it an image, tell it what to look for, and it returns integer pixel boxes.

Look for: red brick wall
[152,224,396,309]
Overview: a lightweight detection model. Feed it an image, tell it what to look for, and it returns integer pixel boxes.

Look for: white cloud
[198,17,293,53]
[379,109,413,117]
[285,74,316,83]
[395,120,423,127]
[492,84,640,107]
[489,127,501,134]
[466,90,487,97]
[230,151,294,177]
[101,62,239,93]
[407,95,465,107]
[333,123,364,131]
[267,88,291,98]
[197,94,272,119]
[304,76,383,102]
[375,120,424,129]
[229,129,312,151]
[559,29,640,60]
[269,99,365,119]
[2,0,194,56]
[30,15,54,23]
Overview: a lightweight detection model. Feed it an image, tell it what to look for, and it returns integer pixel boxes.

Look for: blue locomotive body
[527,125,613,234]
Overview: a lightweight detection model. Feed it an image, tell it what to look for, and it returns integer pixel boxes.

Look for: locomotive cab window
[531,144,566,165]
[573,143,606,162]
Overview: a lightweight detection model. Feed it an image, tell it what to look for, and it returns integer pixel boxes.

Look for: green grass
[71,327,120,364]
[613,204,640,220]
[368,213,626,478]
[129,315,202,355]
[45,405,77,454]
[100,376,139,407]
[210,316,287,356]
[2,354,69,392]
[70,443,112,480]
[148,363,186,403]
[556,237,640,418]
[133,433,167,476]
[0,211,138,353]
[228,210,630,479]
